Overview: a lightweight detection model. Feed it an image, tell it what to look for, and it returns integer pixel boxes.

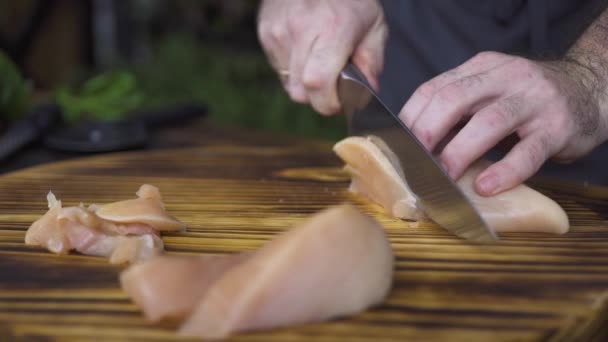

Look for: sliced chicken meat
[333,136,422,220]
[333,136,569,234]
[25,184,185,264]
[120,204,394,339]
[458,161,569,234]
[120,252,250,322]
[179,204,393,338]
[96,184,185,232]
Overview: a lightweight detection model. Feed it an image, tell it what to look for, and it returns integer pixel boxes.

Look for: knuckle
[484,98,519,127]
[550,113,573,137]
[257,23,268,38]
[286,16,305,36]
[398,112,411,127]
[321,102,341,115]
[286,87,308,104]
[288,93,306,104]
[456,74,483,88]
[353,48,373,68]
[542,81,562,99]
[470,51,500,64]
[257,24,273,46]
[415,81,437,101]
[268,23,288,43]
[314,98,340,116]
[434,83,463,104]
[511,57,532,71]
[511,58,541,80]
[483,109,509,129]
[302,70,327,90]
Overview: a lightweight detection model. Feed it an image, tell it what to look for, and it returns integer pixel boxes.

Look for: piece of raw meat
[457,161,569,234]
[333,136,422,220]
[95,184,185,232]
[178,205,393,338]
[333,136,569,234]
[120,252,250,322]
[120,205,394,339]
[24,185,185,263]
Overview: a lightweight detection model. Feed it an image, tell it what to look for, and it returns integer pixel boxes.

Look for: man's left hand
[399,51,607,196]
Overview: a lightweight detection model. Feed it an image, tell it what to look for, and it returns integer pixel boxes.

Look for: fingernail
[477,173,500,196]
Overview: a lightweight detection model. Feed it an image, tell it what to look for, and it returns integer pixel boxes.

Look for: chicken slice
[459,161,569,234]
[333,136,422,220]
[95,184,185,232]
[120,252,250,322]
[333,136,569,234]
[178,204,394,339]
[25,192,70,254]
[24,185,184,263]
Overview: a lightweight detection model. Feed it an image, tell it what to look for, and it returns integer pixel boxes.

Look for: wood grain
[1,137,608,341]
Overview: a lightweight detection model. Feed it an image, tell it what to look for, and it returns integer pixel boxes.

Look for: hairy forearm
[564,7,608,120]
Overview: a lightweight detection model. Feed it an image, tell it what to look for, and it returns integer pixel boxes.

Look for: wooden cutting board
[1,137,608,341]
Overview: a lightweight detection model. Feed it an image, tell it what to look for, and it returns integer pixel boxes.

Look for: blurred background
[0,0,347,173]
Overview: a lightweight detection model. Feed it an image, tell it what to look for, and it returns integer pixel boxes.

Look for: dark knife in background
[44,103,207,153]
[0,102,207,162]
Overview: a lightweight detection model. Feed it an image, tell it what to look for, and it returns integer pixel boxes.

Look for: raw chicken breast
[459,161,569,234]
[178,205,394,338]
[333,136,422,220]
[96,184,185,231]
[333,136,569,234]
[120,252,250,322]
[24,185,185,263]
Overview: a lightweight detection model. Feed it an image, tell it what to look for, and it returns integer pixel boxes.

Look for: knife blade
[337,63,497,243]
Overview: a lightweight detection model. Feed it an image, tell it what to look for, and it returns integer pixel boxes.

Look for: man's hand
[257,0,387,115]
[399,51,608,196]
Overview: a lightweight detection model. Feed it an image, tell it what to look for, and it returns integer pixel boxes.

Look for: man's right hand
[257,0,387,115]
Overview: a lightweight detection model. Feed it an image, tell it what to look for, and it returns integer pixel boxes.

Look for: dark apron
[379,0,608,185]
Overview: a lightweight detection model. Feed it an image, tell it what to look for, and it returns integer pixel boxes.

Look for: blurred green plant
[54,71,145,123]
[131,34,347,140]
[48,34,346,140]
[0,51,30,121]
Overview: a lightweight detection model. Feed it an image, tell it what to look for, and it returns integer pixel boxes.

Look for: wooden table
[1,127,608,341]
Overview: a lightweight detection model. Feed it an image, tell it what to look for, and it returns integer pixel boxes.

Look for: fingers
[258,13,358,115]
[302,27,357,115]
[474,132,554,196]
[286,30,317,103]
[258,28,290,74]
[257,0,387,116]
[257,3,290,72]
[408,72,501,152]
[399,51,512,129]
[439,94,525,180]
[394,50,607,196]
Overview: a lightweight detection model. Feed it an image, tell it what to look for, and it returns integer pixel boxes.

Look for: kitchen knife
[338,63,497,243]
